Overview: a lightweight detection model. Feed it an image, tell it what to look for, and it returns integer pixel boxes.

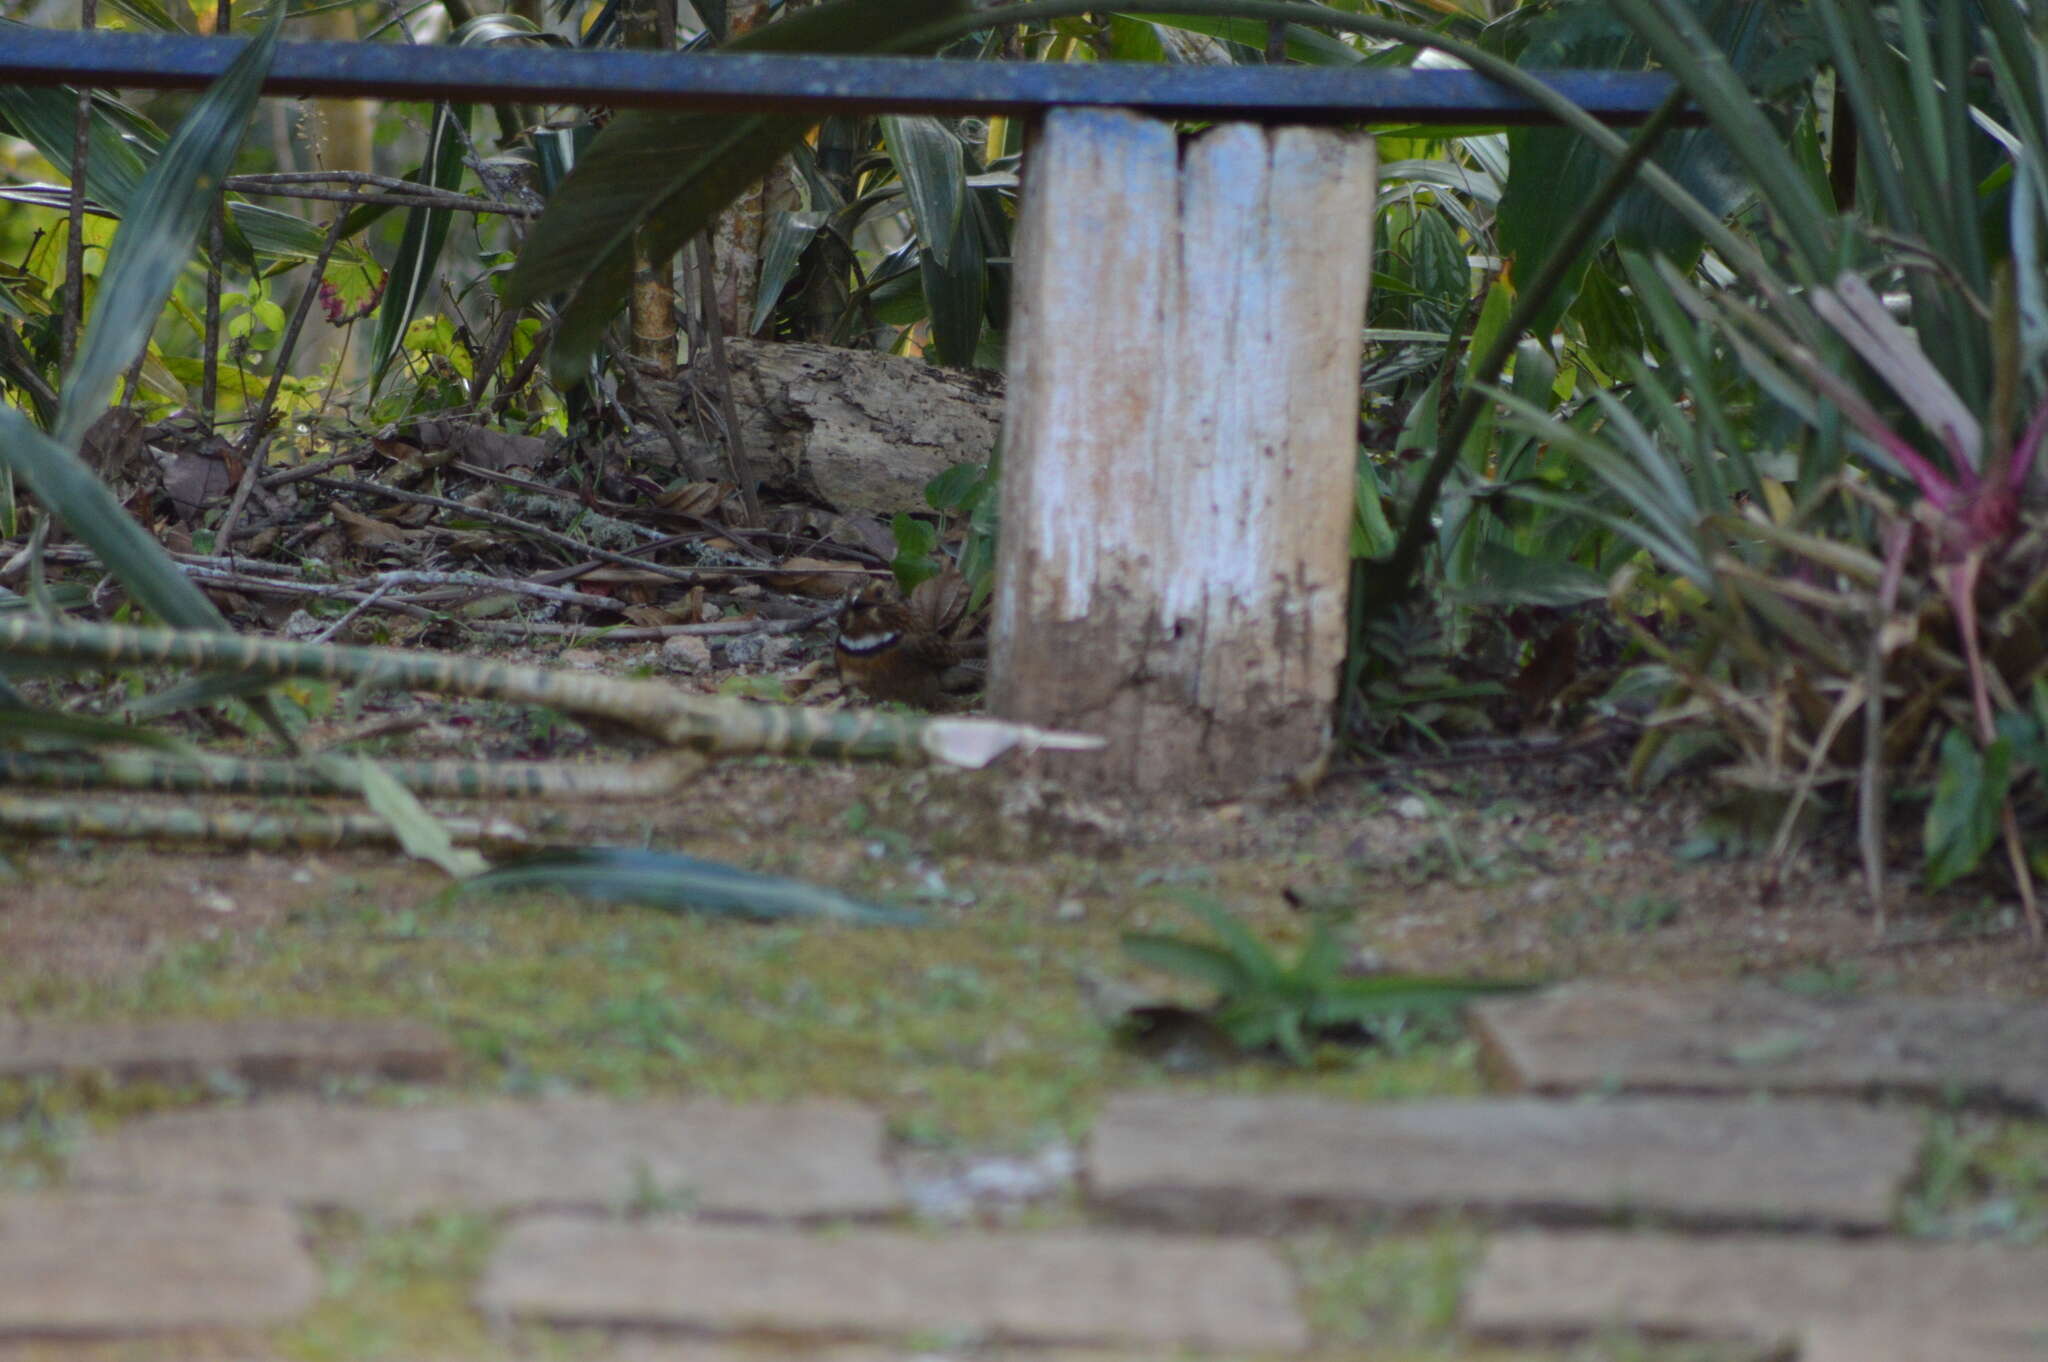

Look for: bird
[833,575,986,708]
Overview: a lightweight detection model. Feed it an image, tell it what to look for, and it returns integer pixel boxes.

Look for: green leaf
[889,511,941,589]
[1925,730,2014,889]
[750,208,826,336]
[1307,974,1536,1028]
[1449,539,1607,608]
[1352,454,1397,558]
[924,460,989,513]
[917,183,986,367]
[1176,892,1284,987]
[1114,11,1365,65]
[0,406,228,632]
[461,847,925,924]
[57,5,280,447]
[0,705,193,752]
[879,115,965,269]
[0,67,326,263]
[1290,918,1344,989]
[1269,1008,1312,1065]
[354,755,488,880]
[1121,932,1259,995]
[505,0,967,379]
[0,78,155,219]
[370,102,473,397]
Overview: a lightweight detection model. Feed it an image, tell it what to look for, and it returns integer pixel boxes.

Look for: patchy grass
[280,1211,507,1362]
[0,799,1497,1147]
[1901,1110,2048,1242]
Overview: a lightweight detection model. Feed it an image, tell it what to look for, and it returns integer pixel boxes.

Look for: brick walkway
[4,984,2046,1360]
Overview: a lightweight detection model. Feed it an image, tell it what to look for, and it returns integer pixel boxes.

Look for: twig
[179,564,623,613]
[1863,520,1910,935]
[692,234,763,524]
[242,212,353,468]
[224,171,535,216]
[259,447,378,490]
[468,308,520,408]
[199,0,229,432]
[451,462,779,564]
[61,0,94,374]
[308,578,396,643]
[453,608,835,641]
[486,321,553,419]
[305,475,748,587]
[214,433,273,556]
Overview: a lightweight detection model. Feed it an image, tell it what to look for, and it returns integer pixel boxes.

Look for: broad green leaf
[1112,11,1365,65]
[462,847,925,924]
[879,115,965,269]
[506,0,967,379]
[371,102,474,397]
[1925,730,2013,889]
[1103,13,1166,62]
[750,208,826,336]
[917,179,985,367]
[924,460,989,512]
[0,76,327,262]
[889,511,941,589]
[58,3,281,448]
[0,79,154,217]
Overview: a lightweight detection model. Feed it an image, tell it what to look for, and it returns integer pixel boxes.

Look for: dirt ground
[5,659,2042,1001]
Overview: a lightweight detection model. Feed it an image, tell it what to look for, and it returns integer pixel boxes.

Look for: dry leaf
[768,555,864,597]
[656,481,733,517]
[331,501,429,548]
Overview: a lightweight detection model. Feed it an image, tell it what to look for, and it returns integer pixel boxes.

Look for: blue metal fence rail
[0,27,1692,124]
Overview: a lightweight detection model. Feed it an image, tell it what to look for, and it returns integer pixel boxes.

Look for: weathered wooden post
[991,109,1376,792]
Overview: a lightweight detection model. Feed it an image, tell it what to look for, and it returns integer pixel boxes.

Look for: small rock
[722,635,766,667]
[1523,877,1562,905]
[756,635,798,668]
[662,634,713,672]
[1056,898,1087,922]
[1394,795,1431,821]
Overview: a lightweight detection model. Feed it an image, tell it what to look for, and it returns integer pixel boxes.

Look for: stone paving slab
[69,1097,899,1219]
[1088,1093,1922,1230]
[0,1017,453,1087]
[1472,983,2048,1114]
[1801,1324,2048,1362]
[598,1346,1203,1362]
[477,1220,1310,1352]
[0,1194,319,1334]
[1466,1230,2048,1345]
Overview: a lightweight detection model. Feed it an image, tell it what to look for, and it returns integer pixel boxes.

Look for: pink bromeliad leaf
[1812,273,1983,474]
